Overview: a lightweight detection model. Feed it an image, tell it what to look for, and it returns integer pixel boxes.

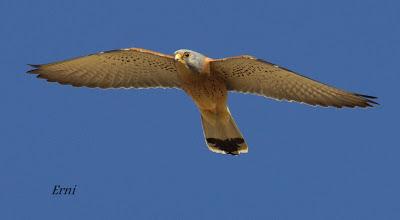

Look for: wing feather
[210,56,377,108]
[27,48,180,89]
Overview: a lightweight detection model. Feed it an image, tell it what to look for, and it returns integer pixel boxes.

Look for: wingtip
[27,64,41,68]
[27,69,38,74]
[353,93,379,106]
[368,100,379,106]
[353,93,378,99]
[26,64,41,74]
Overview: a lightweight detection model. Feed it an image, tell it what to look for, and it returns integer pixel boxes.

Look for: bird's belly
[175,61,227,111]
[180,75,227,111]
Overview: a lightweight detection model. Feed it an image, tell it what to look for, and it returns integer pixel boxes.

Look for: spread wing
[28,48,180,89]
[210,56,378,108]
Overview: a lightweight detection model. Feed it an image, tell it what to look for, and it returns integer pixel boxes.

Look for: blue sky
[1,0,399,219]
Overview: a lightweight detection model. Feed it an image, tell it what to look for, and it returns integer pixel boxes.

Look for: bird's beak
[174,53,184,63]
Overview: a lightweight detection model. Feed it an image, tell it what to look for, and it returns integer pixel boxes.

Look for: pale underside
[28,48,377,108]
[28,47,378,155]
[211,56,377,108]
[28,48,180,89]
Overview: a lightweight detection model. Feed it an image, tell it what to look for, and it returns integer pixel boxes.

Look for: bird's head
[174,49,207,73]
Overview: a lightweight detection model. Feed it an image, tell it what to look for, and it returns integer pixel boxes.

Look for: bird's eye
[183,52,190,58]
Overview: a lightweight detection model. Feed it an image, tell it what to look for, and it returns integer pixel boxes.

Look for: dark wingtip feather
[27,69,40,74]
[28,64,42,68]
[353,93,379,106]
[368,100,379,105]
[353,93,377,99]
[27,64,42,75]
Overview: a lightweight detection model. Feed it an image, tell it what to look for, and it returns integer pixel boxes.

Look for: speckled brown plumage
[210,56,377,108]
[28,48,180,89]
[27,47,378,156]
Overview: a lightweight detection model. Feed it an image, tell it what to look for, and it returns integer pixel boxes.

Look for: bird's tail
[200,107,248,155]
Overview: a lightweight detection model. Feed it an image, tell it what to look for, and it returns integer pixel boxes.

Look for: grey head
[174,49,207,73]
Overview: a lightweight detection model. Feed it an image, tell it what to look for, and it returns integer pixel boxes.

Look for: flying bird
[27,48,378,155]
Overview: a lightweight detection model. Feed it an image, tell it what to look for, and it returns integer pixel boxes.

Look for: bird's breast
[175,62,227,111]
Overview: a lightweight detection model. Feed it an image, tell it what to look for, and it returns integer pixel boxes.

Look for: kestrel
[28,48,378,155]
